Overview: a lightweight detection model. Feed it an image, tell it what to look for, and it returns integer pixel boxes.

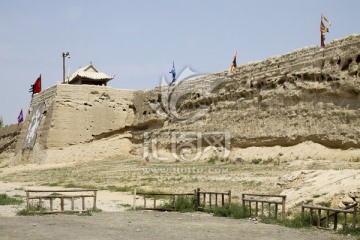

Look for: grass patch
[262,212,313,228]
[0,194,23,205]
[61,208,102,216]
[208,157,217,164]
[220,157,229,163]
[338,227,360,238]
[49,192,62,196]
[119,203,132,208]
[209,203,313,229]
[262,157,274,165]
[251,158,262,165]
[350,157,360,162]
[210,203,248,219]
[107,185,132,192]
[317,201,331,208]
[64,183,82,188]
[241,180,262,188]
[41,182,60,187]
[161,196,195,213]
[312,194,321,198]
[17,204,102,216]
[17,203,47,216]
[64,183,98,189]
[77,208,102,216]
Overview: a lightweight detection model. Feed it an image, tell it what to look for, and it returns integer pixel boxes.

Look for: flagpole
[62,52,70,84]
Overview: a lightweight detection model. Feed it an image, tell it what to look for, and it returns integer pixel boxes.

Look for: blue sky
[0,0,359,124]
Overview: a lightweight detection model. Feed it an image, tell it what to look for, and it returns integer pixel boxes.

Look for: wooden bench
[25,189,97,213]
[136,192,195,211]
[242,193,286,220]
[301,203,357,230]
[196,188,231,210]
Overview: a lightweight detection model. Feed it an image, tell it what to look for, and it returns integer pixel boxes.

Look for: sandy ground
[0,211,356,240]
[230,142,360,162]
[1,154,360,211]
[1,142,360,239]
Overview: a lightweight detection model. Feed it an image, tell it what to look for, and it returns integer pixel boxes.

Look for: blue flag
[169,61,176,85]
[18,109,23,126]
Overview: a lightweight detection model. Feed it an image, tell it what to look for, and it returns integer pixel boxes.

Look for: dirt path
[0,211,355,240]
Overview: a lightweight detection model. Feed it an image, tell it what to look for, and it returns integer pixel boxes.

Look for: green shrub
[211,203,248,219]
[317,201,331,208]
[50,192,62,196]
[220,157,229,162]
[350,157,360,162]
[338,227,360,238]
[262,157,274,165]
[210,203,316,229]
[211,204,231,217]
[119,203,132,208]
[107,185,132,192]
[208,157,217,164]
[161,196,195,212]
[64,183,78,188]
[0,194,23,205]
[262,212,313,228]
[251,159,262,165]
[17,203,47,216]
[282,212,314,228]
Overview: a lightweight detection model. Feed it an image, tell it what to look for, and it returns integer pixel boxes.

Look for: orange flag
[231,51,237,73]
[320,14,331,47]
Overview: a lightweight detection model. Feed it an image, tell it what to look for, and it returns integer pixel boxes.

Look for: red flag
[30,75,41,95]
[33,75,41,94]
[18,109,24,126]
[320,20,326,47]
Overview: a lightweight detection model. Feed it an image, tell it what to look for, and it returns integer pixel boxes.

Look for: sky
[0,0,359,125]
